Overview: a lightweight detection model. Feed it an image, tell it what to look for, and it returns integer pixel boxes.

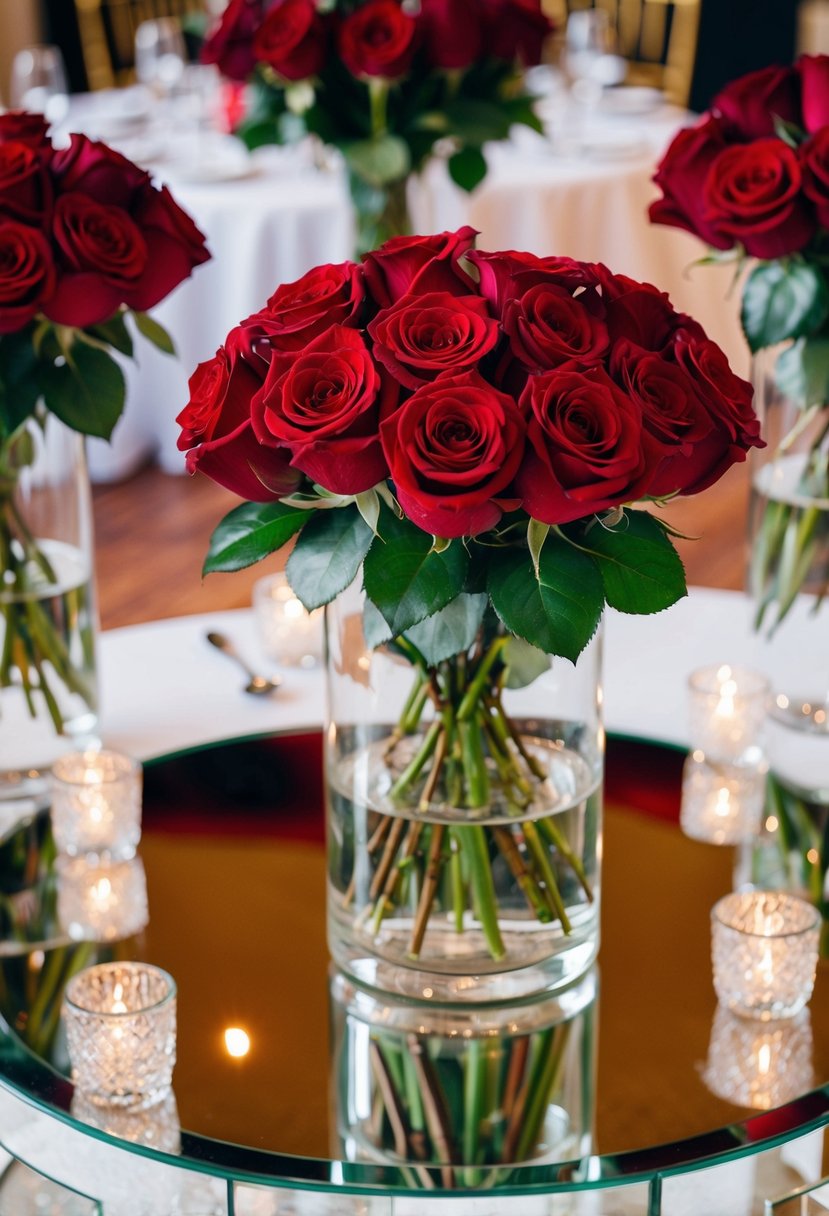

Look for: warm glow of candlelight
[224,1027,250,1058]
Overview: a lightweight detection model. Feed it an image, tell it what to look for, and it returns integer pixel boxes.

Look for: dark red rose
[201,0,262,81]
[598,268,703,353]
[239,261,365,358]
[482,0,552,66]
[516,365,654,524]
[0,220,55,333]
[418,0,482,70]
[253,0,326,80]
[502,280,608,372]
[470,249,600,315]
[50,134,150,208]
[798,55,829,135]
[703,139,815,259]
[380,370,526,537]
[649,115,733,250]
[713,64,800,140]
[252,326,395,493]
[0,140,50,223]
[128,182,210,310]
[338,0,418,79]
[368,290,500,388]
[802,128,829,227]
[0,111,50,151]
[177,335,300,501]
[362,227,477,308]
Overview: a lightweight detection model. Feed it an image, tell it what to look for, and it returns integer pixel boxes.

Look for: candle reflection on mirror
[702,1004,813,1110]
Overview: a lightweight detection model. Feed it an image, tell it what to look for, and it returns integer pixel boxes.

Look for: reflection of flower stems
[766,772,829,954]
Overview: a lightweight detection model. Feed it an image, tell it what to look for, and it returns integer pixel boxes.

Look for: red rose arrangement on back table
[0,110,209,738]
[649,54,829,634]
[201,0,553,253]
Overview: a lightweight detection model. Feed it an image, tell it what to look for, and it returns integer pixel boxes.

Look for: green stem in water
[523,821,572,934]
[390,719,442,803]
[456,825,505,960]
[457,637,508,721]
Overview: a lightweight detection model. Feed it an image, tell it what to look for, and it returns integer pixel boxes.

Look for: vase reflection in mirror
[330,967,596,1184]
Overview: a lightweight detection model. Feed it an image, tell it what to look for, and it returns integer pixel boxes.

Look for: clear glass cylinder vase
[325,579,603,1003]
[0,414,99,803]
[330,967,597,1182]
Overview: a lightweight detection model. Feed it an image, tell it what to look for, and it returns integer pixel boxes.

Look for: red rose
[177,335,300,501]
[798,55,829,135]
[338,0,418,79]
[703,139,815,259]
[649,115,733,250]
[470,250,598,313]
[516,365,653,524]
[0,111,50,151]
[502,279,608,372]
[0,220,55,333]
[802,128,829,227]
[368,290,500,388]
[240,261,365,357]
[713,65,800,140]
[362,227,477,308]
[599,269,702,353]
[380,370,526,537]
[201,0,262,82]
[253,0,326,81]
[482,0,552,66]
[128,182,210,310]
[252,326,395,493]
[0,140,50,223]
[51,133,150,207]
[418,0,482,70]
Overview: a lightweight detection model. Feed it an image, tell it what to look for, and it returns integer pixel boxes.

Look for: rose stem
[492,826,551,922]
[390,719,442,801]
[450,834,465,932]
[481,716,531,808]
[370,821,423,934]
[370,1040,415,1159]
[459,715,489,807]
[501,1028,553,1163]
[502,1035,530,1125]
[369,816,408,901]
[456,824,506,960]
[514,1023,571,1163]
[407,1032,458,1184]
[538,816,594,902]
[523,821,572,933]
[462,1038,486,1185]
[408,825,446,958]
[401,1049,428,1160]
[457,636,508,722]
[343,814,394,908]
[419,721,448,811]
[490,693,548,781]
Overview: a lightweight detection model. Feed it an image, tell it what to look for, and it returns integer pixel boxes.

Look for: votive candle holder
[253,571,323,668]
[64,961,176,1108]
[680,751,767,845]
[57,856,149,943]
[702,1003,813,1110]
[51,749,142,860]
[688,664,769,766]
[711,891,820,1020]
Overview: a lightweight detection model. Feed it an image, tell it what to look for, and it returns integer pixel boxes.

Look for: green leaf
[527,518,550,579]
[0,330,40,438]
[343,135,410,187]
[286,506,373,611]
[404,593,487,667]
[488,540,604,662]
[38,342,126,440]
[131,311,176,356]
[444,97,511,146]
[87,313,134,358]
[363,597,392,649]
[203,501,312,574]
[741,261,829,353]
[363,508,469,636]
[774,337,829,407]
[448,146,488,193]
[576,511,687,614]
[502,635,552,689]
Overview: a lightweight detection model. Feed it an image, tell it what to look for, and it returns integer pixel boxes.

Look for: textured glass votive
[64,961,176,1108]
[702,1003,813,1110]
[680,752,767,845]
[72,1086,180,1151]
[57,856,149,942]
[51,749,142,860]
[711,891,820,1020]
[253,571,323,668]
[688,665,769,765]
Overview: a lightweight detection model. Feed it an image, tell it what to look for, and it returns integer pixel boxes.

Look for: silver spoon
[205,631,282,697]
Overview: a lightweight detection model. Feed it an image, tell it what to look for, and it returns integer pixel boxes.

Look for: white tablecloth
[98,588,824,763]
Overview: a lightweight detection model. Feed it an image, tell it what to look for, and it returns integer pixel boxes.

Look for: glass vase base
[330,920,599,1004]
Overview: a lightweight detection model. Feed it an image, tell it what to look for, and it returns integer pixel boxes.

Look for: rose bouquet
[179,227,761,993]
[0,111,209,754]
[649,55,829,633]
[202,0,551,252]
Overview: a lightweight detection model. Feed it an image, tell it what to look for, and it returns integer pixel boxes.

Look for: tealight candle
[57,856,149,942]
[63,961,176,1108]
[680,751,767,845]
[702,1003,813,1110]
[688,664,769,766]
[711,891,820,1020]
[253,571,323,668]
[51,749,142,860]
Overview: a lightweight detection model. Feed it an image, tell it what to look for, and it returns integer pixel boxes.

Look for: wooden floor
[92,461,750,631]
